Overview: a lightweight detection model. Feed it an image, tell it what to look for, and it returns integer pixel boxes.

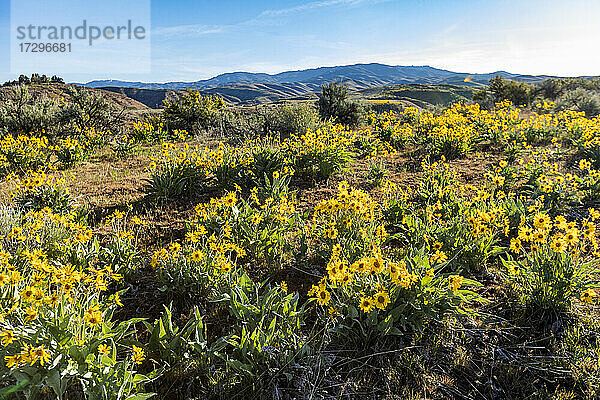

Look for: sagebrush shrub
[0,85,60,136]
[162,90,226,134]
[317,82,365,128]
[558,87,600,117]
[264,103,321,137]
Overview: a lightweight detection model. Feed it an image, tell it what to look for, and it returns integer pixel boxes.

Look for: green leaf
[347,305,358,318]
[132,374,151,384]
[124,393,156,400]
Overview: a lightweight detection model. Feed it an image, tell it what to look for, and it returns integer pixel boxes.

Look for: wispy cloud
[153,0,388,38]
[257,0,384,18]
[153,24,224,38]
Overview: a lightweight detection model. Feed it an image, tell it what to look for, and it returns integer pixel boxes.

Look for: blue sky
[0,0,599,83]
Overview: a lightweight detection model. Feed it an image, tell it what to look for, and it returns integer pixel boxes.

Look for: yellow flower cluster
[314,181,377,224]
[308,181,466,318]
[0,134,49,174]
[281,125,356,160]
[0,208,123,370]
[367,100,597,152]
[511,211,598,256]
[149,141,251,177]
[9,170,71,198]
[50,137,88,157]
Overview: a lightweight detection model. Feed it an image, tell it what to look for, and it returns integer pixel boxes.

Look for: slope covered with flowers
[2,100,600,399]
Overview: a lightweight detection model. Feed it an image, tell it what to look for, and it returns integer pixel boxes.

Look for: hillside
[83,63,558,91]
[102,82,475,109]
[99,87,178,109]
[102,82,320,108]
[0,83,150,111]
[360,84,475,108]
[82,62,567,108]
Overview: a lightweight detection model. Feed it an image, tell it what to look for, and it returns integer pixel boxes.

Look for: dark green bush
[144,162,208,201]
[317,82,366,128]
[488,75,532,106]
[248,136,286,185]
[472,76,534,108]
[56,85,121,135]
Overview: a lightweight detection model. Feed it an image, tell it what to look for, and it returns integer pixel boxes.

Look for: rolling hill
[0,83,150,111]
[100,82,322,108]
[83,63,556,91]
[359,84,476,109]
[81,63,564,107]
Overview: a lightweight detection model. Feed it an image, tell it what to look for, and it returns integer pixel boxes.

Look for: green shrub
[0,207,157,400]
[0,85,122,142]
[285,125,354,182]
[162,90,226,134]
[0,133,50,176]
[110,133,138,157]
[368,111,411,148]
[144,161,207,202]
[488,75,532,107]
[317,82,366,128]
[366,158,387,188]
[52,137,89,168]
[247,136,286,185]
[430,134,472,160]
[472,87,494,109]
[130,115,190,143]
[538,78,564,100]
[190,186,298,271]
[56,85,122,135]
[143,305,206,370]
[152,246,219,305]
[217,109,265,137]
[557,88,600,117]
[210,275,308,393]
[0,86,60,136]
[131,118,168,143]
[264,103,321,137]
[307,217,482,344]
[211,145,252,191]
[99,210,144,275]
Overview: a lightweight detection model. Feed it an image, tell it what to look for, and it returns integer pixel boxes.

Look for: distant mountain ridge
[82,63,557,91]
[86,63,571,108]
